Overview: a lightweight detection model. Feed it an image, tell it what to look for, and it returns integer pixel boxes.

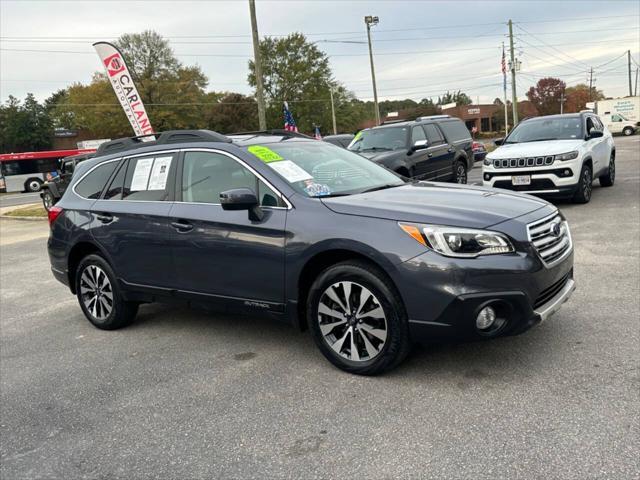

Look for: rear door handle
[427,153,433,158]
[448,147,454,153]
[96,213,113,224]
[171,220,194,233]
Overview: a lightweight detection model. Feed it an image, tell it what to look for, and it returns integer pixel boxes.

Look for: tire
[41,190,55,211]
[75,254,138,330]
[572,163,593,204]
[306,261,411,375]
[25,178,42,192]
[599,154,615,187]
[453,161,467,184]
[622,127,634,136]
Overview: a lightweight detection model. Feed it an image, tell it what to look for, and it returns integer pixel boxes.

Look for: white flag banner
[93,42,154,138]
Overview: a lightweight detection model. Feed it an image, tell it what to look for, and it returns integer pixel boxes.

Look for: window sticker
[130,158,154,191]
[269,160,313,183]
[247,145,284,163]
[303,180,331,197]
[147,156,172,190]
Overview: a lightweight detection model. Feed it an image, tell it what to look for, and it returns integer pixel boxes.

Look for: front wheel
[454,161,467,184]
[41,190,55,211]
[573,164,593,204]
[25,178,42,193]
[307,261,411,375]
[622,127,634,136]
[599,154,615,187]
[75,254,138,330]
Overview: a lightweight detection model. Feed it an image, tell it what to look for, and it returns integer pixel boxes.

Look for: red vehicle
[0,149,95,193]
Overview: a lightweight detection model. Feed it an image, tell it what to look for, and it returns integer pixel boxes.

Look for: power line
[515,24,591,69]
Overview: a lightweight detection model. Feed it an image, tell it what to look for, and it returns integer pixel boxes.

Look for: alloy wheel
[80,265,113,320]
[42,192,53,210]
[609,157,615,183]
[583,168,592,200]
[456,164,467,184]
[317,281,387,362]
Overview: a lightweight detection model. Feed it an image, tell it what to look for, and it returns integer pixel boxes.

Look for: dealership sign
[93,42,154,138]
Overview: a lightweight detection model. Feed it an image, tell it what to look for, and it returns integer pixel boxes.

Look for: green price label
[247,145,284,163]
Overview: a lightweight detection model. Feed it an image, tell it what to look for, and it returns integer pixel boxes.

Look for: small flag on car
[283,101,298,132]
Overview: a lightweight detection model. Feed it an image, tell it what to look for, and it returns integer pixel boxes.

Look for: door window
[121,154,176,201]
[411,126,427,145]
[612,114,623,122]
[424,124,445,146]
[182,151,281,207]
[104,161,127,200]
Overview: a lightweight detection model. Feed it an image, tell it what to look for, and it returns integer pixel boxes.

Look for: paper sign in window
[130,158,154,191]
[269,160,313,183]
[147,156,173,190]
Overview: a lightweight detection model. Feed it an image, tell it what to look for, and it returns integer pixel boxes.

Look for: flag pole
[502,42,509,136]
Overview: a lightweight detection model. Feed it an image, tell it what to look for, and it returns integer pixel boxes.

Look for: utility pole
[628,50,633,97]
[249,0,266,130]
[588,67,594,101]
[502,42,509,135]
[508,20,518,125]
[329,87,337,135]
[365,15,380,125]
[559,92,566,114]
[635,68,639,97]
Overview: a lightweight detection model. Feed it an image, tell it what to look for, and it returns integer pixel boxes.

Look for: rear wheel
[622,126,634,136]
[599,154,615,187]
[454,161,467,184]
[75,254,138,330]
[307,261,411,375]
[573,164,593,203]
[25,178,42,192]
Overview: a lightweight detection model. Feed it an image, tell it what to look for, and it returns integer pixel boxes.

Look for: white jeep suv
[483,113,615,203]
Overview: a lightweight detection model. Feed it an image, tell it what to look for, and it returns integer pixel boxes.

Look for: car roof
[522,113,583,122]
[363,116,458,132]
[228,134,317,147]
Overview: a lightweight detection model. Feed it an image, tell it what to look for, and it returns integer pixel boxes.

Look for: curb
[0,215,47,222]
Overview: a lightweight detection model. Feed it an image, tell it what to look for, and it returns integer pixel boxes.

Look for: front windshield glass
[245,141,404,198]
[348,126,408,152]
[505,117,583,143]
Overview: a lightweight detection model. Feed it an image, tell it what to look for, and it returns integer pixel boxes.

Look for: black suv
[348,116,474,183]
[41,152,95,210]
[47,130,575,375]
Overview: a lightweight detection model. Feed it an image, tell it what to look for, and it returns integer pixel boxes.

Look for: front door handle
[427,153,433,158]
[96,213,113,224]
[171,220,194,233]
[448,147,454,153]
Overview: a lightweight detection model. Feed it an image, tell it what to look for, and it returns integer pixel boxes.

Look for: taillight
[48,206,63,227]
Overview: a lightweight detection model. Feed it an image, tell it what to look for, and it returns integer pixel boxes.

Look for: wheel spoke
[350,329,360,361]
[325,285,348,313]
[330,328,350,355]
[99,297,111,316]
[318,302,345,320]
[81,272,96,289]
[357,305,384,320]
[360,324,387,342]
[358,328,379,358]
[102,289,113,301]
[320,318,347,336]
[356,287,372,317]
[342,282,352,312]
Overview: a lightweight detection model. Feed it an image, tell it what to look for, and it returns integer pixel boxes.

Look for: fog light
[484,174,491,181]
[476,306,496,330]
[564,169,571,177]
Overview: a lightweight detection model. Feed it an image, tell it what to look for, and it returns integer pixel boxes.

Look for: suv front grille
[494,156,554,169]
[527,212,572,266]
[534,271,572,309]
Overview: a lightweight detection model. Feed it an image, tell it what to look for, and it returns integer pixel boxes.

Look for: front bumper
[482,164,580,197]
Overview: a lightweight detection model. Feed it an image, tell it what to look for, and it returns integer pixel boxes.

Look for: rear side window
[104,162,127,200]
[121,154,176,201]
[438,120,472,142]
[424,124,445,146]
[74,161,118,199]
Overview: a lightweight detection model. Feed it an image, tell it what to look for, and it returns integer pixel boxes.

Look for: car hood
[353,150,399,161]
[321,183,549,229]
[488,139,584,159]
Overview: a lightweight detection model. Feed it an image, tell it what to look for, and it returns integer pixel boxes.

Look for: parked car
[472,141,488,162]
[40,152,95,210]
[483,112,615,203]
[598,112,637,136]
[348,116,473,183]
[323,134,355,148]
[47,129,575,375]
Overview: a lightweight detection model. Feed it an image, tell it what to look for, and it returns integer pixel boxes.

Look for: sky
[1,0,639,108]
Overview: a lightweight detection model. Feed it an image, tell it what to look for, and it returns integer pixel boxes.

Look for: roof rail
[230,129,313,139]
[415,115,450,121]
[95,130,231,156]
[381,119,407,125]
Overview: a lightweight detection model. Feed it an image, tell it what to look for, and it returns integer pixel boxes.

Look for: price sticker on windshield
[247,145,284,163]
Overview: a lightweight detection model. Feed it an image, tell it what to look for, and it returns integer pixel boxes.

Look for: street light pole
[329,87,337,135]
[365,15,380,126]
[249,0,266,130]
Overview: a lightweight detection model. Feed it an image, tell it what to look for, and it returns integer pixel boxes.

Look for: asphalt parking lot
[1,136,638,479]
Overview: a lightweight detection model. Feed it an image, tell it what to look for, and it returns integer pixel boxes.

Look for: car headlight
[483,157,492,166]
[554,151,579,161]
[399,223,514,258]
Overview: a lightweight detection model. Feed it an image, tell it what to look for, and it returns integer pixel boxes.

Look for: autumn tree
[564,84,605,113]
[526,77,566,116]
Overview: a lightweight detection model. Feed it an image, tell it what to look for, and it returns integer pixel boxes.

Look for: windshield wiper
[358,183,402,194]
[361,146,391,152]
[528,138,558,142]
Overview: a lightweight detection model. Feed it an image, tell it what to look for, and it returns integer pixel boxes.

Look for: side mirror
[220,188,264,221]
[410,139,428,152]
[589,129,604,138]
[494,138,505,146]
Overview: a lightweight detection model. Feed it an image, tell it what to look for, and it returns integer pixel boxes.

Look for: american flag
[283,101,298,132]
[314,125,322,140]
[501,45,507,90]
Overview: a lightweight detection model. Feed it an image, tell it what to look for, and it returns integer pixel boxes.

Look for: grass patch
[4,204,47,218]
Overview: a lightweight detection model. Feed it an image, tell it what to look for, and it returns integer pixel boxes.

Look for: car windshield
[245,141,404,198]
[348,126,408,152]
[505,117,583,143]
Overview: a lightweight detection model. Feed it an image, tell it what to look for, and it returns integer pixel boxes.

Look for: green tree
[248,33,342,133]
[205,92,259,133]
[437,90,472,106]
[0,94,52,152]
